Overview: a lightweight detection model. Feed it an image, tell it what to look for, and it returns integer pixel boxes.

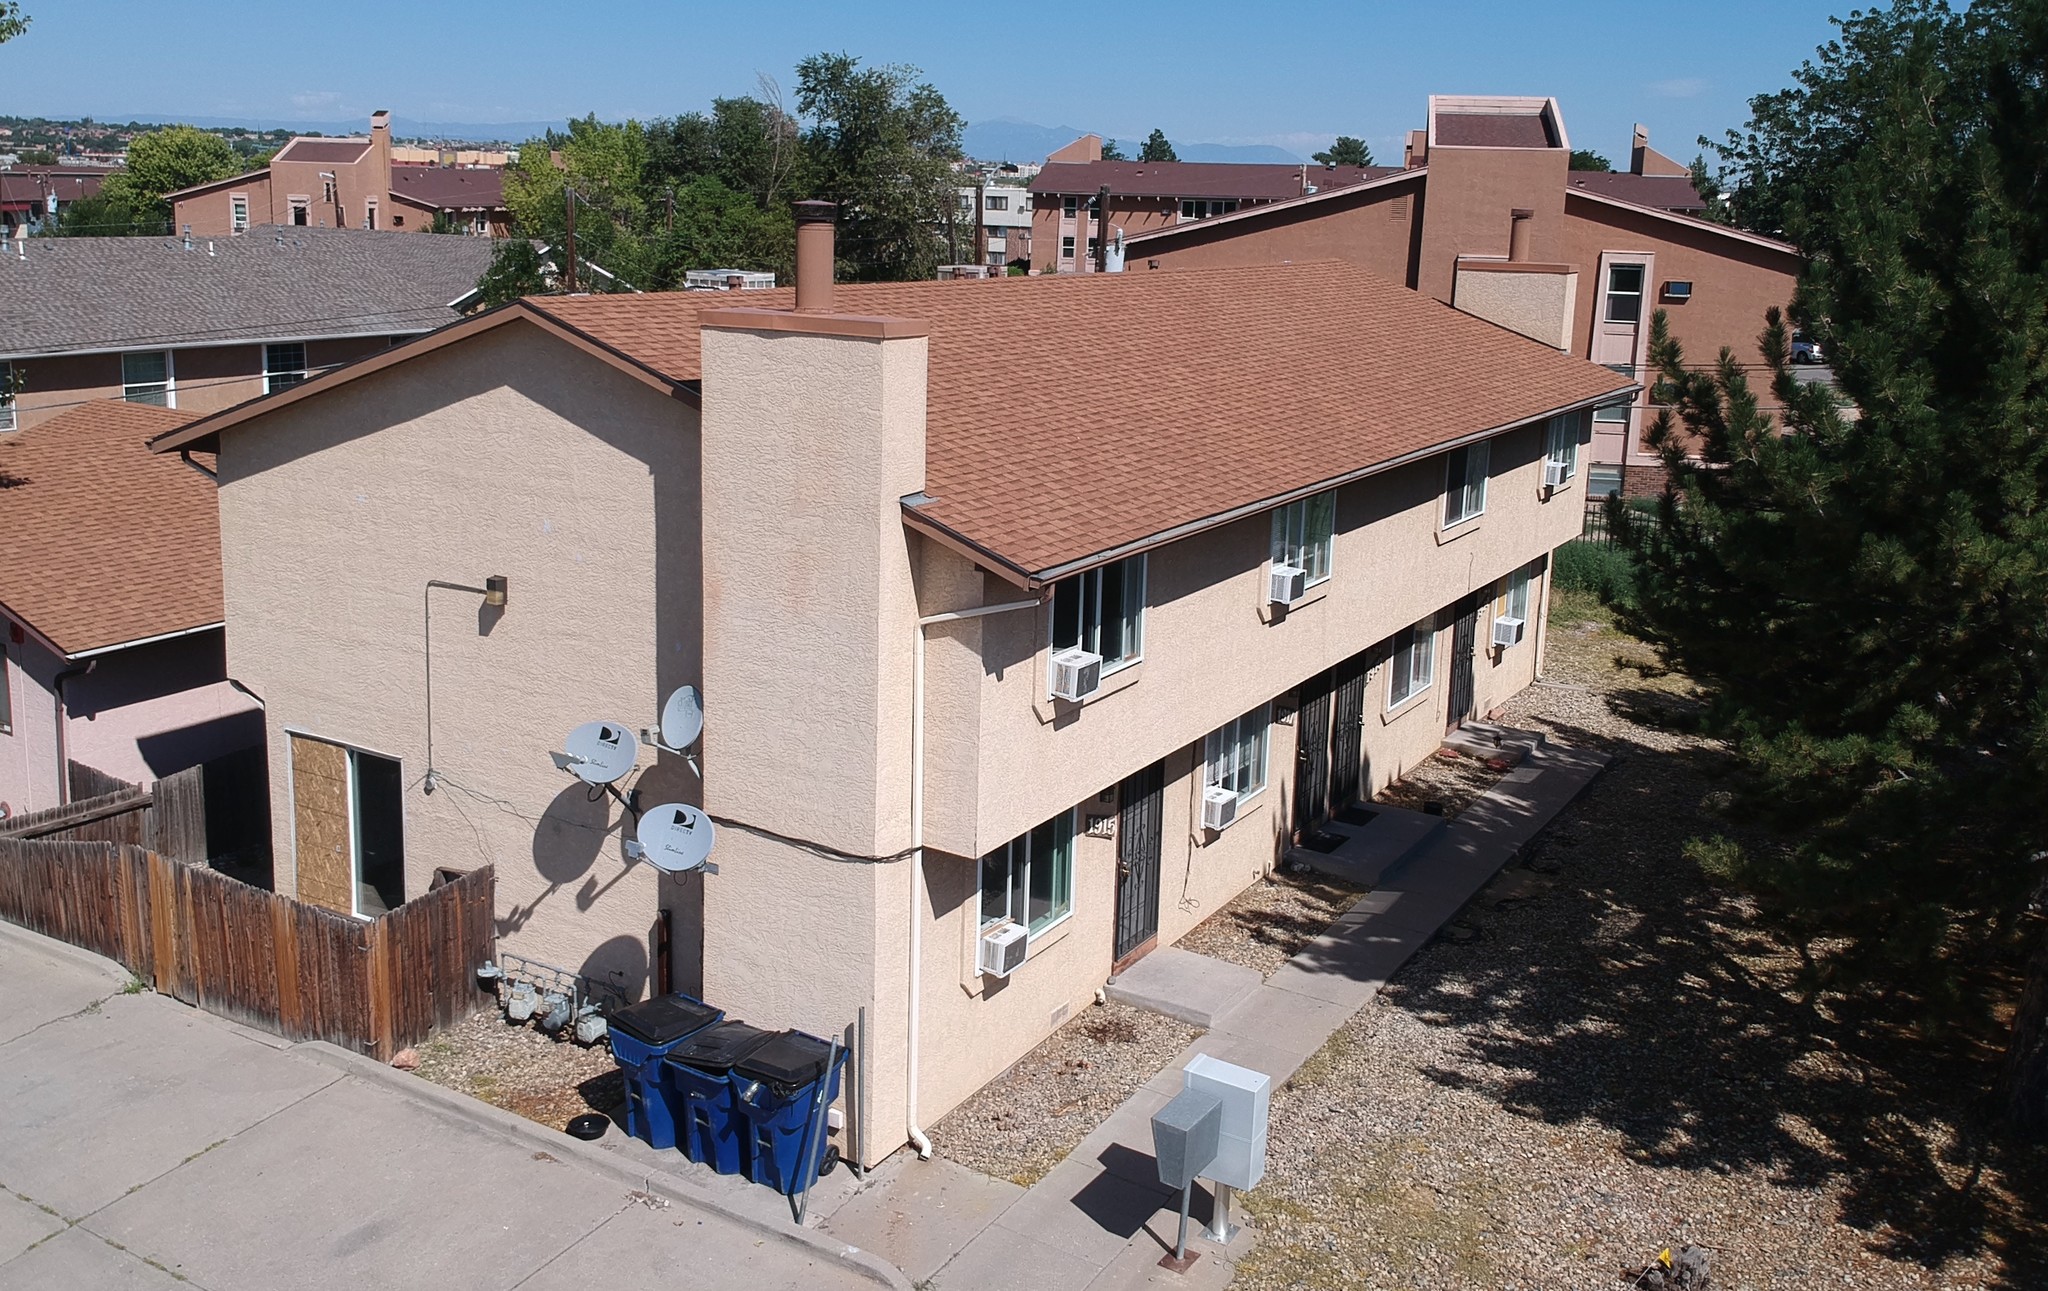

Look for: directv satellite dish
[659,686,704,751]
[561,721,639,785]
[636,802,719,874]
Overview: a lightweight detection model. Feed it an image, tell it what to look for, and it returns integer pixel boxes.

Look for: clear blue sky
[2,0,1849,162]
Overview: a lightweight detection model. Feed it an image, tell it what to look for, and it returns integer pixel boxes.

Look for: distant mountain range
[97,111,1308,163]
[963,118,1304,165]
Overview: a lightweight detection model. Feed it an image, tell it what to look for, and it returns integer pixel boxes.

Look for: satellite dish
[636,802,718,874]
[659,686,704,752]
[561,721,640,785]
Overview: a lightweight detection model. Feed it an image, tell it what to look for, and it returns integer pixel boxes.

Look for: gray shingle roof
[0,227,497,358]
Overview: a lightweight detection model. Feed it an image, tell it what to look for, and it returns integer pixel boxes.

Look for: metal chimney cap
[793,199,838,224]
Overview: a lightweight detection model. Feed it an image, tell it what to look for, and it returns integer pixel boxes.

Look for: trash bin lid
[665,1020,776,1074]
[733,1030,836,1094]
[609,994,722,1047]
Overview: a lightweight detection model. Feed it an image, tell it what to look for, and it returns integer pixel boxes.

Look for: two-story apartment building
[0,228,495,434]
[1122,96,1802,495]
[954,182,1033,268]
[150,207,1628,1166]
[168,112,510,239]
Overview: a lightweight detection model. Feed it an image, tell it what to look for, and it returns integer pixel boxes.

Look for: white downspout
[908,595,1040,1161]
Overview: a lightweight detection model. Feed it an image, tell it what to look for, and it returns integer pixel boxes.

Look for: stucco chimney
[1631,123,1650,175]
[1509,208,1533,262]
[794,200,836,312]
[1405,129,1428,169]
[371,110,393,213]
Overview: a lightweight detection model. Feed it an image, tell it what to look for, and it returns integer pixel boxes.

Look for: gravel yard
[412,1007,624,1132]
[1178,870,1370,977]
[929,1001,1199,1187]
[1372,748,1506,819]
[1235,585,2048,1291]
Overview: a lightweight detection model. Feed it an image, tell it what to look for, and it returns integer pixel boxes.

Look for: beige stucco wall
[1454,264,1580,351]
[214,320,701,997]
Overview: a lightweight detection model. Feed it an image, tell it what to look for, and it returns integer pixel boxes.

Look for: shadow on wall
[496,776,619,939]
[136,710,266,779]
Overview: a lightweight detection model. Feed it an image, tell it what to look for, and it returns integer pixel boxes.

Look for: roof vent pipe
[793,200,837,312]
[1509,209,1533,263]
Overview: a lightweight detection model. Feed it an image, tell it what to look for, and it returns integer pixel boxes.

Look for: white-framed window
[122,350,172,407]
[364,200,378,231]
[1049,554,1145,681]
[1180,199,1239,221]
[985,194,1009,211]
[230,194,249,234]
[1388,619,1436,709]
[980,810,1075,937]
[986,250,1006,268]
[0,360,17,432]
[1604,262,1646,324]
[957,193,974,212]
[1544,414,1578,480]
[289,197,310,226]
[1587,465,1623,497]
[1062,196,1078,218]
[1060,235,1075,260]
[1271,490,1335,586]
[1506,564,1533,623]
[264,342,308,393]
[1442,439,1490,527]
[1594,364,1636,424]
[986,225,1004,243]
[1205,704,1271,805]
[472,212,490,235]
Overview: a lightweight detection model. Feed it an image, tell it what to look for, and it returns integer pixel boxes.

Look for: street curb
[296,1040,913,1291]
[0,916,138,993]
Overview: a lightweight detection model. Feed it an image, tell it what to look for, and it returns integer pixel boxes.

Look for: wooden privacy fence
[2,749,272,881]
[0,840,494,1061]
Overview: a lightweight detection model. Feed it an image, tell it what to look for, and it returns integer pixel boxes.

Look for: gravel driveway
[1234,588,2047,1291]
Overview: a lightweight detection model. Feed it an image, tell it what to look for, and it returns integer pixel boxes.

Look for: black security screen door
[1293,670,1335,837]
[1114,761,1164,965]
[1448,597,1478,729]
[1330,650,1370,810]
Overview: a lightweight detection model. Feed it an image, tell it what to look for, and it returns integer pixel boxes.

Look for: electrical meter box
[1183,1054,1269,1190]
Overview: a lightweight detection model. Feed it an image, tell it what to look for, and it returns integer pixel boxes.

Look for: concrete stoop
[1284,800,1444,889]
[1441,718,1548,766]
[1103,946,1260,1028]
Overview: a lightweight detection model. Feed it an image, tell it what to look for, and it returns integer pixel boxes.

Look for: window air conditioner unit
[1492,616,1526,648]
[978,921,1029,978]
[1050,647,1103,702]
[1543,460,1571,488]
[1201,785,1238,832]
[1269,563,1307,606]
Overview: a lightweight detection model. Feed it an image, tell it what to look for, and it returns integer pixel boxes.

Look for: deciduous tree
[102,126,239,226]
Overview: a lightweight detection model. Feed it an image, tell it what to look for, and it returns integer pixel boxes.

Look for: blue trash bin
[664,1021,776,1174]
[607,994,723,1149]
[731,1030,847,1195]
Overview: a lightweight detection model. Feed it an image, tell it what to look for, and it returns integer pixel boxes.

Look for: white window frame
[0,360,16,432]
[472,212,490,235]
[1179,198,1240,222]
[1047,554,1146,690]
[1388,619,1436,710]
[122,350,173,408]
[1594,364,1637,424]
[1506,564,1533,624]
[264,342,309,394]
[1586,464,1623,497]
[1204,704,1272,807]
[980,809,1076,939]
[985,194,1008,211]
[1544,413,1579,481]
[230,194,249,234]
[1442,439,1490,528]
[1604,262,1646,324]
[1062,196,1078,218]
[288,196,310,226]
[364,199,378,231]
[1060,235,1075,260]
[1271,490,1335,587]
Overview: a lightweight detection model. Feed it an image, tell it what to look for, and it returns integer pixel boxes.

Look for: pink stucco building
[154,206,1627,1166]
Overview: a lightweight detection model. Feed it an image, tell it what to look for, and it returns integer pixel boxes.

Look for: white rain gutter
[907,595,1042,1159]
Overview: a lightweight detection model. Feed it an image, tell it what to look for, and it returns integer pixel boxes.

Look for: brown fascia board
[149,301,697,455]
[898,505,1040,589]
[1565,187,1800,256]
[1124,168,1426,247]
[699,308,930,340]
[162,167,273,200]
[925,386,1640,586]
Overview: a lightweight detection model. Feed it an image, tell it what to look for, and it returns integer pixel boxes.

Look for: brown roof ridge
[1565,186,1798,253]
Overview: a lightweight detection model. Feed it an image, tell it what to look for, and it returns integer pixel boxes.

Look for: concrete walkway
[825,736,1609,1291]
[0,922,901,1291]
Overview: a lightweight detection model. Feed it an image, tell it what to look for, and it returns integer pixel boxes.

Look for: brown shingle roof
[529,262,1630,574]
[1028,160,1395,201]
[1567,171,1705,212]
[0,401,219,656]
[1434,111,1559,149]
[276,138,372,164]
[390,165,506,211]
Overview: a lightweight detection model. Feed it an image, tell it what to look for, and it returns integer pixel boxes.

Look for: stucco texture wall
[1454,265,1579,351]
[214,320,701,998]
[1131,179,1420,285]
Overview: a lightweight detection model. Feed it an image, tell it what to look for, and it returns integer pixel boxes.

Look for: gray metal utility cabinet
[1150,1088,1222,1190]
[1183,1054,1269,1190]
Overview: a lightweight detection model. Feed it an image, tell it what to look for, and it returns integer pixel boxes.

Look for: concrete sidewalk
[0,922,902,1291]
[825,737,1609,1291]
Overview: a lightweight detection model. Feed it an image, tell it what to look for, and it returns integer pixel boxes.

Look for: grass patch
[1553,539,1637,607]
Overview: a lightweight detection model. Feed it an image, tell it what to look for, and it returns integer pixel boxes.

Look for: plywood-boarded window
[291,734,353,914]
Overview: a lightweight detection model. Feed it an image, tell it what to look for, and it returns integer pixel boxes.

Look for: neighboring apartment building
[1028,132,1392,274]
[0,164,115,237]
[953,182,1033,268]
[168,112,510,238]
[1121,96,1801,494]
[0,228,496,434]
[0,401,261,817]
[150,214,1627,1166]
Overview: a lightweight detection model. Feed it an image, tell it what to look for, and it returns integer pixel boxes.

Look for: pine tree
[1616,0,2048,1137]
[1139,129,1177,163]
[1312,136,1373,167]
